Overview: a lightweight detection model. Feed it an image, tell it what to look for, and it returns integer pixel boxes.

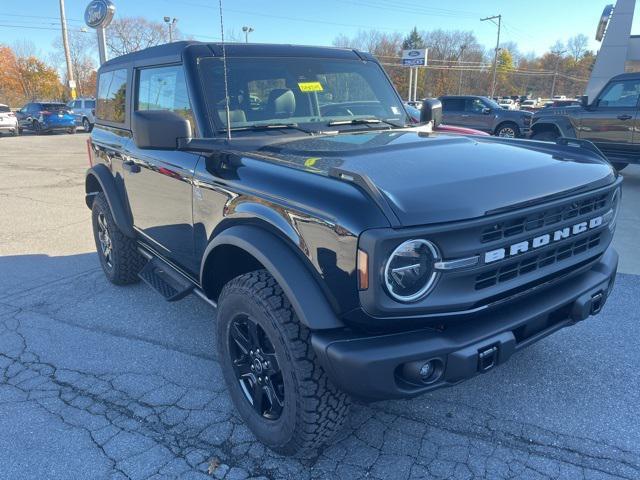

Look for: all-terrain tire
[216,269,350,455]
[91,192,144,285]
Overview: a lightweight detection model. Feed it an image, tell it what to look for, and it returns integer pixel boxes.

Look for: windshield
[199,56,409,132]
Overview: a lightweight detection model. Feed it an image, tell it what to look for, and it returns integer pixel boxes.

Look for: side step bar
[138,257,194,302]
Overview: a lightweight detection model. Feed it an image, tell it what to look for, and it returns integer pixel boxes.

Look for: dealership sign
[402,48,428,67]
[85,0,116,29]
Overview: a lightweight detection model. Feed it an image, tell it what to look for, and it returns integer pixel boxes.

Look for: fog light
[400,358,443,385]
[419,362,433,380]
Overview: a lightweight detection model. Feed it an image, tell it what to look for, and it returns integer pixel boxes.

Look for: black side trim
[85,164,135,237]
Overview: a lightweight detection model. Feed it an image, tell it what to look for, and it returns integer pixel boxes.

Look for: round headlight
[384,239,440,302]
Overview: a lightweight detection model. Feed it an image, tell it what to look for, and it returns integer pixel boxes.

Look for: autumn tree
[0,45,64,105]
[0,45,24,106]
[15,56,64,101]
[106,17,181,57]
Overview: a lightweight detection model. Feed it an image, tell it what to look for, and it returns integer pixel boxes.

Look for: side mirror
[420,98,442,127]
[133,110,191,150]
[580,95,589,107]
[482,107,492,114]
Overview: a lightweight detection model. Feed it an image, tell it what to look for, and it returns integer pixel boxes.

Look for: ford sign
[402,48,428,67]
[85,0,115,29]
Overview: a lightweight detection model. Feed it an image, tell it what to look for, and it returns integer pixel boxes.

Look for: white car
[498,98,518,110]
[0,104,19,136]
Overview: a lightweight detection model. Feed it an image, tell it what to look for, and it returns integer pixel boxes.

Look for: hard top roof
[99,41,367,70]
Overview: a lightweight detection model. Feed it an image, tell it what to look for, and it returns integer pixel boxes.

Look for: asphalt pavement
[0,133,639,480]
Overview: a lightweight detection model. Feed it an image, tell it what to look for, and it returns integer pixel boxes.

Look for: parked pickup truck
[531,72,640,171]
[85,41,621,455]
[439,95,532,137]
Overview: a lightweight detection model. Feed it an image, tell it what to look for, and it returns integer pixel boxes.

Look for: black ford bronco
[531,72,640,171]
[85,42,621,454]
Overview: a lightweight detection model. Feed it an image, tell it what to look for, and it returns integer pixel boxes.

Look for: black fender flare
[85,164,135,238]
[201,225,345,331]
[531,116,577,138]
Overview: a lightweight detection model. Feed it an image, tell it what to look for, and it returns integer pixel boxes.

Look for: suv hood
[255,130,615,226]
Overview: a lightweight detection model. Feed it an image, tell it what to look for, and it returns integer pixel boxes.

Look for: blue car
[16,102,77,134]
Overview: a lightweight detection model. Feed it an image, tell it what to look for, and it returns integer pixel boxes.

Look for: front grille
[475,232,602,290]
[481,193,607,243]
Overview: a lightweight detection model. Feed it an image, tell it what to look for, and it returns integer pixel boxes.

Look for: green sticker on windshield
[298,81,323,92]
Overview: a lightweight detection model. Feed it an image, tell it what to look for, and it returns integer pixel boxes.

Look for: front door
[463,98,495,132]
[123,64,201,274]
[579,78,640,158]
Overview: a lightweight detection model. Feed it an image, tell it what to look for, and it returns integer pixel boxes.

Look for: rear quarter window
[97,69,128,123]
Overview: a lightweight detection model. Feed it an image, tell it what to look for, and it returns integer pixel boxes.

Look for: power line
[0,23,88,33]
[0,12,83,23]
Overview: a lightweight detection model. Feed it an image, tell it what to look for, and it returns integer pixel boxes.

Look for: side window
[442,98,465,112]
[598,80,640,108]
[465,98,486,113]
[86,100,96,109]
[97,68,128,123]
[137,65,195,134]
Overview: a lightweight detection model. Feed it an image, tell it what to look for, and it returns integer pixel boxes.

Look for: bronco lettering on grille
[484,215,603,264]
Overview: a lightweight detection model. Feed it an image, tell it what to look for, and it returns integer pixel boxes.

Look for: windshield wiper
[326,117,405,129]
[220,123,316,134]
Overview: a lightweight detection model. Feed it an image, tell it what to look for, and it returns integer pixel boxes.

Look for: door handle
[122,160,141,173]
[617,114,633,120]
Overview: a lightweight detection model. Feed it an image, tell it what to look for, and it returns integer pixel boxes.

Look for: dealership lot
[1,134,639,479]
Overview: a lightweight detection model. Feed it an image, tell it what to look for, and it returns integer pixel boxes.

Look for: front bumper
[312,247,618,401]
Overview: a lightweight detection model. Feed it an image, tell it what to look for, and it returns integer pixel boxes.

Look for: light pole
[550,49,566,98]
[457,44,467,95]
[164,16,177,42]
[58,0,76,100]
[242,26,254,43]
[481,14,501,98]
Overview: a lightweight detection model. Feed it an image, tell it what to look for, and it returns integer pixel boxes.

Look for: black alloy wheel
[96,211,113,269]
[228,314,285,420]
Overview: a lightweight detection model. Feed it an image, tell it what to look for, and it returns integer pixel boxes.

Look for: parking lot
[0,133,639,480]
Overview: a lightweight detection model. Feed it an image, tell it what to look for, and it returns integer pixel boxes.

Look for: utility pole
[242,26,254,43]
[59,0,76,100]
[550,49,566,98]
[164,17,177,42]
[458,44,467,95]
[481,14,501,98]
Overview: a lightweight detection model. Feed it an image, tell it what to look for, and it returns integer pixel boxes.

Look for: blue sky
[0,0,635,59]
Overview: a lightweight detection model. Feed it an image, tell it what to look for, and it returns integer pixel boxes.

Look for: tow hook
[478,345,498,372]
[591,292,604,315]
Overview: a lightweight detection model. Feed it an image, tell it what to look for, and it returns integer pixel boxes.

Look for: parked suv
[16,102,76,134]
[0,104,19,136]
[531,72,640,171]
[67,97,96,131]
[86,42,620,455]
[439,95,532,137]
